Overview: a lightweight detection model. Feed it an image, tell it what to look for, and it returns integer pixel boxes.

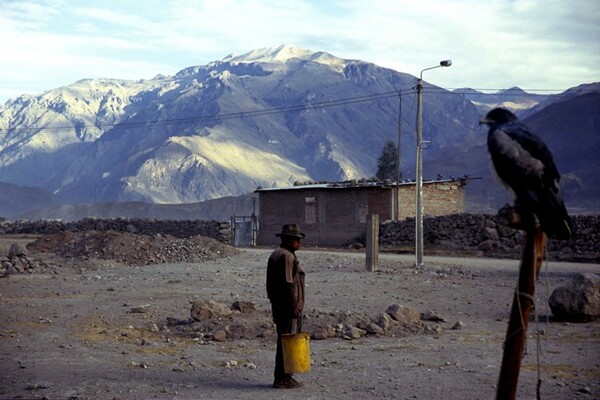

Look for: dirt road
[1,238,598,399]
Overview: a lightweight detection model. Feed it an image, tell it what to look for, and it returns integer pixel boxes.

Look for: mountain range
[1,45,598,220]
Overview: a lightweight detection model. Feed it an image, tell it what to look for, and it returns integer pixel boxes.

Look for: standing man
[266,224,306,389]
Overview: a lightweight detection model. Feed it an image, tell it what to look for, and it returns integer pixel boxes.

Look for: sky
[1,0,599,105]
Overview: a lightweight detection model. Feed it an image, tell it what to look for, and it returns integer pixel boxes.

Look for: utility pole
[396,90,402,220]
[415,60,452,267]
[415,78,424,266]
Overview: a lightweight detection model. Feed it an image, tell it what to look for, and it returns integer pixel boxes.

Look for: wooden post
[365,214,379,272]
[496,224,546,400]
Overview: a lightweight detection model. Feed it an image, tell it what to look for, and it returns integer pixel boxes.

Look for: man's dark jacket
[266,247,305,322]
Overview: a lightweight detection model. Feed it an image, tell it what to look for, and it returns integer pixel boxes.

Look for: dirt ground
[0,234,598,400]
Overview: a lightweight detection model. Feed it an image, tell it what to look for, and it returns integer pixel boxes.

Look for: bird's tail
[539,206,572,240]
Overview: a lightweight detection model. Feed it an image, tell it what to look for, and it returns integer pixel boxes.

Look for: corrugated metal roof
[255,177,474,192]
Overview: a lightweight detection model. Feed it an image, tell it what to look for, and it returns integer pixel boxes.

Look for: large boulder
[8,243,27,258]
[230,300,256,313]
[191,300,233,321]
[385,304,421,323]
[549,273,600,322]
[311,325,336,340]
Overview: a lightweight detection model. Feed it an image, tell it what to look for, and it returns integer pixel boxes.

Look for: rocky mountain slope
[0,45,598,217]
[0,45,479,205]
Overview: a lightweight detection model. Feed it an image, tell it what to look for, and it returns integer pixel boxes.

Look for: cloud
[0,0,598,104]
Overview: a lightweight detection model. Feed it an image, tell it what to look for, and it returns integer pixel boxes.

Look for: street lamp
[415,59,452,267]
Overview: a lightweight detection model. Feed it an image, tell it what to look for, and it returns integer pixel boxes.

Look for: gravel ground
[0,235,599,400]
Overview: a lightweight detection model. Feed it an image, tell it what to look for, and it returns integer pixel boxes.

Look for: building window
[358,203,368,223]
[305,197,316,224]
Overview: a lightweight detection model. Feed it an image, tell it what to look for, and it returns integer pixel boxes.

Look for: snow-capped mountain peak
[223,44,315,63]
[221,44,347,73]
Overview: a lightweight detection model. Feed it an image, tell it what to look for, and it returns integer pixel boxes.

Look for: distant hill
[520,82,600,119]
[427,89,600,214]
[453,87,548,114]
[524,91,600,212]
[0,182,60,218]
[15,193,258,222]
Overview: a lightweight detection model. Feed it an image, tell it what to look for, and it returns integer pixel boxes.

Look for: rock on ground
[549,272,600,322]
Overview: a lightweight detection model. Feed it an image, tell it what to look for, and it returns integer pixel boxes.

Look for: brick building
[256,178,467,247]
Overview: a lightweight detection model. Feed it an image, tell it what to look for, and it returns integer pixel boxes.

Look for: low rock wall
[379,214,599,263]
[0,218,232,242]
[2,214,598,262]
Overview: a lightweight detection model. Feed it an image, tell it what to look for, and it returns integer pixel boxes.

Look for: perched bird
[480,108,572,239]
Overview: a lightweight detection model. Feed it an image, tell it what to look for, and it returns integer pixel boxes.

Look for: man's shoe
[273,377,303,389]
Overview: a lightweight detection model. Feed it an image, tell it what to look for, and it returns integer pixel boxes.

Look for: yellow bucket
[281,332,311,374]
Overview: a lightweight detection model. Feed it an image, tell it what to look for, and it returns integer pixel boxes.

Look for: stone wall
[379,214,599,263]
[0,218,232,242]
[2,214,597,263]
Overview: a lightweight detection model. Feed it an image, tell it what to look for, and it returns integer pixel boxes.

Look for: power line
[0,89,417,134]
[1,86,596,134]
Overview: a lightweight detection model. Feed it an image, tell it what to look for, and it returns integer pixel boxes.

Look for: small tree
[376,139,399,180]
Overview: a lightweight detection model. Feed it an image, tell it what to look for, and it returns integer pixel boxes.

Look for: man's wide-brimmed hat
[275,224,306,239]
